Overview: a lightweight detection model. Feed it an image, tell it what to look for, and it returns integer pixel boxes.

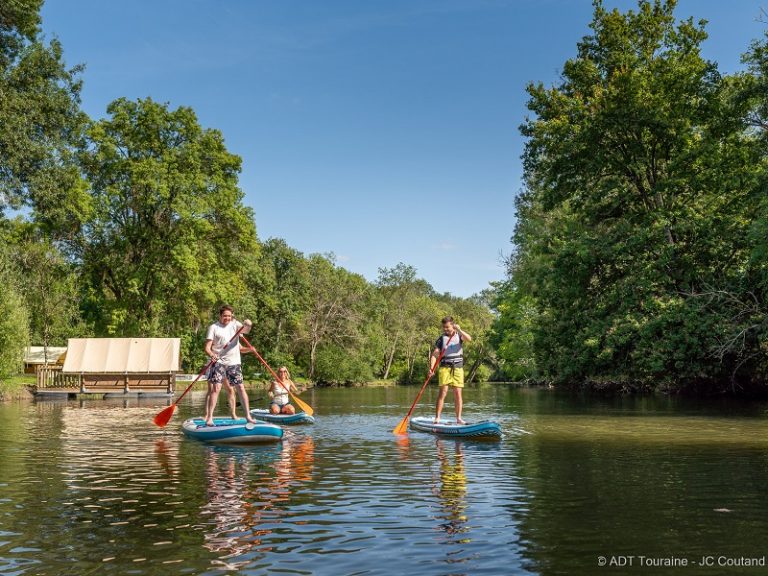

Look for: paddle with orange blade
[153,325,244,427]
[392,333,456,435]
[239,334,315,417]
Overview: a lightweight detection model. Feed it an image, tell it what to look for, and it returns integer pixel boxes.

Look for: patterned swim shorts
[208,363,244,387]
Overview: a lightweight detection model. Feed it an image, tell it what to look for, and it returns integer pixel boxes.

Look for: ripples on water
[1,387,768,575]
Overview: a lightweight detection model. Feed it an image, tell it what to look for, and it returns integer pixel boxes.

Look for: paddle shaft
[393,332,457,434]
[239,334,281,382]
[238,334,313,415]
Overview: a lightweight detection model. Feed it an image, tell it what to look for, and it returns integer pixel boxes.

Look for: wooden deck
[35,365,177,396]
[34,388,173,398]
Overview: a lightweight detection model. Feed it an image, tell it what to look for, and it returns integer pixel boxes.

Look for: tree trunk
[405,345,419,383]
[466,343,485,384]
[275,317,283,352]
[382,336,398,379]
[309,339,318,380]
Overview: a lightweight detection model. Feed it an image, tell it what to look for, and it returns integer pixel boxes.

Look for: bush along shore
[0,376,35,401]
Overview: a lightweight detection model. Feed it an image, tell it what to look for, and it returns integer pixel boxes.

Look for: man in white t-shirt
[203,304,256,426]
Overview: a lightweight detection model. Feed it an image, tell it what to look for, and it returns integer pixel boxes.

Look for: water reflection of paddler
[269,436,315,502]
[433,438,469,539]
[288,435,315,483]
[153,439,176,477]
[202,448,273,561]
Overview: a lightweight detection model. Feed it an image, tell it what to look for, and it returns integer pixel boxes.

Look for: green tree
[398,295,445,383]
[0,232,29,378]
[75,98,260,350]
[9,224,83,355]
[0,0,89,234]
[511,0,759,390]
[296,254,372,381]
[450,293,496,383]
[259,238,310,354]
[375,263,434,379]
[489,279,538,381]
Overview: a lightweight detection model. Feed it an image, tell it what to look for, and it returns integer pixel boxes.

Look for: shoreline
[0,376,36,402]
[0,378,520,402]
[5,376,765,402]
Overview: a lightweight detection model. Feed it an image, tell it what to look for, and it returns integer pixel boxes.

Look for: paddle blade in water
[153,404,178,427]
[291,393,314,416]
[393,416,409,436]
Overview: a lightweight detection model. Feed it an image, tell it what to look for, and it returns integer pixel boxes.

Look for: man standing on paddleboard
[430,316,472,424]
[204,305,257,426]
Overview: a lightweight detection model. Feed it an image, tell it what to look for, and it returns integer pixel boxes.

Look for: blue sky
[40,0,764,297]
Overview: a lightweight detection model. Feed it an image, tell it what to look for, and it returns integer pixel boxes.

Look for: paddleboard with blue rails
[250,409,315,425]
[182,417,283,444]
[409,416,502,439]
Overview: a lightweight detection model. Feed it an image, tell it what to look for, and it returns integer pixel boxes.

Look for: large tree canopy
[500,0,764,391]
[76,97,260,339]
[0,0,88,233]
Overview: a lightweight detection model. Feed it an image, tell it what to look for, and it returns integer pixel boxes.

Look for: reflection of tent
[24,346,67,373]
[62,338,180,393]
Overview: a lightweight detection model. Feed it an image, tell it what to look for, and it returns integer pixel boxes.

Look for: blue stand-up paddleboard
[409,416,502,440]
[182,417,283,444]
[250,409,315,425]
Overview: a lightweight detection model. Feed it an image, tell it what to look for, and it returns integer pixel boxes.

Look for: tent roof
[63,338,180,373]
[24,346,68,364]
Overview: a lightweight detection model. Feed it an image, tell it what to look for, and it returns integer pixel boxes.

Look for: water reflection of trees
[512,427,768,575]
[200,435,315,570]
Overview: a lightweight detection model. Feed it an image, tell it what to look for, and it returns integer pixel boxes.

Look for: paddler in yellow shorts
[430,316,472,424]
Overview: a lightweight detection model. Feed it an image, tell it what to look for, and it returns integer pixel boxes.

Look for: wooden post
[36,365,46,389]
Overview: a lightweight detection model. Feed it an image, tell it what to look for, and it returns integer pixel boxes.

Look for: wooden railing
[36,365,81,389]
[35,366,175,392]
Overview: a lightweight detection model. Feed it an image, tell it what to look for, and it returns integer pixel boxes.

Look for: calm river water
[1,385,768,575]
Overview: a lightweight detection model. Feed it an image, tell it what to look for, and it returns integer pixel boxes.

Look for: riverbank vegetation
[0,0,494,387]
[0,375,35,401]
[492,0,768,394]
[4,0,768,395]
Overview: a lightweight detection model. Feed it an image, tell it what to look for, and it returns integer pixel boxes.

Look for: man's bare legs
[454,387,465,424]
[435,385,465,424]
[435,385,448,422]
[204,382,222,426]
[233,385,257,424]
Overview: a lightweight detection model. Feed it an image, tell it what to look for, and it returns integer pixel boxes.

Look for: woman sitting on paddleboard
[269,367,302,415]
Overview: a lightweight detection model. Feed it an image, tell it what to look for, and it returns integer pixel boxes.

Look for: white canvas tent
[24,346,67,373]
[63,338,180,373]
[62,338,180,393]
